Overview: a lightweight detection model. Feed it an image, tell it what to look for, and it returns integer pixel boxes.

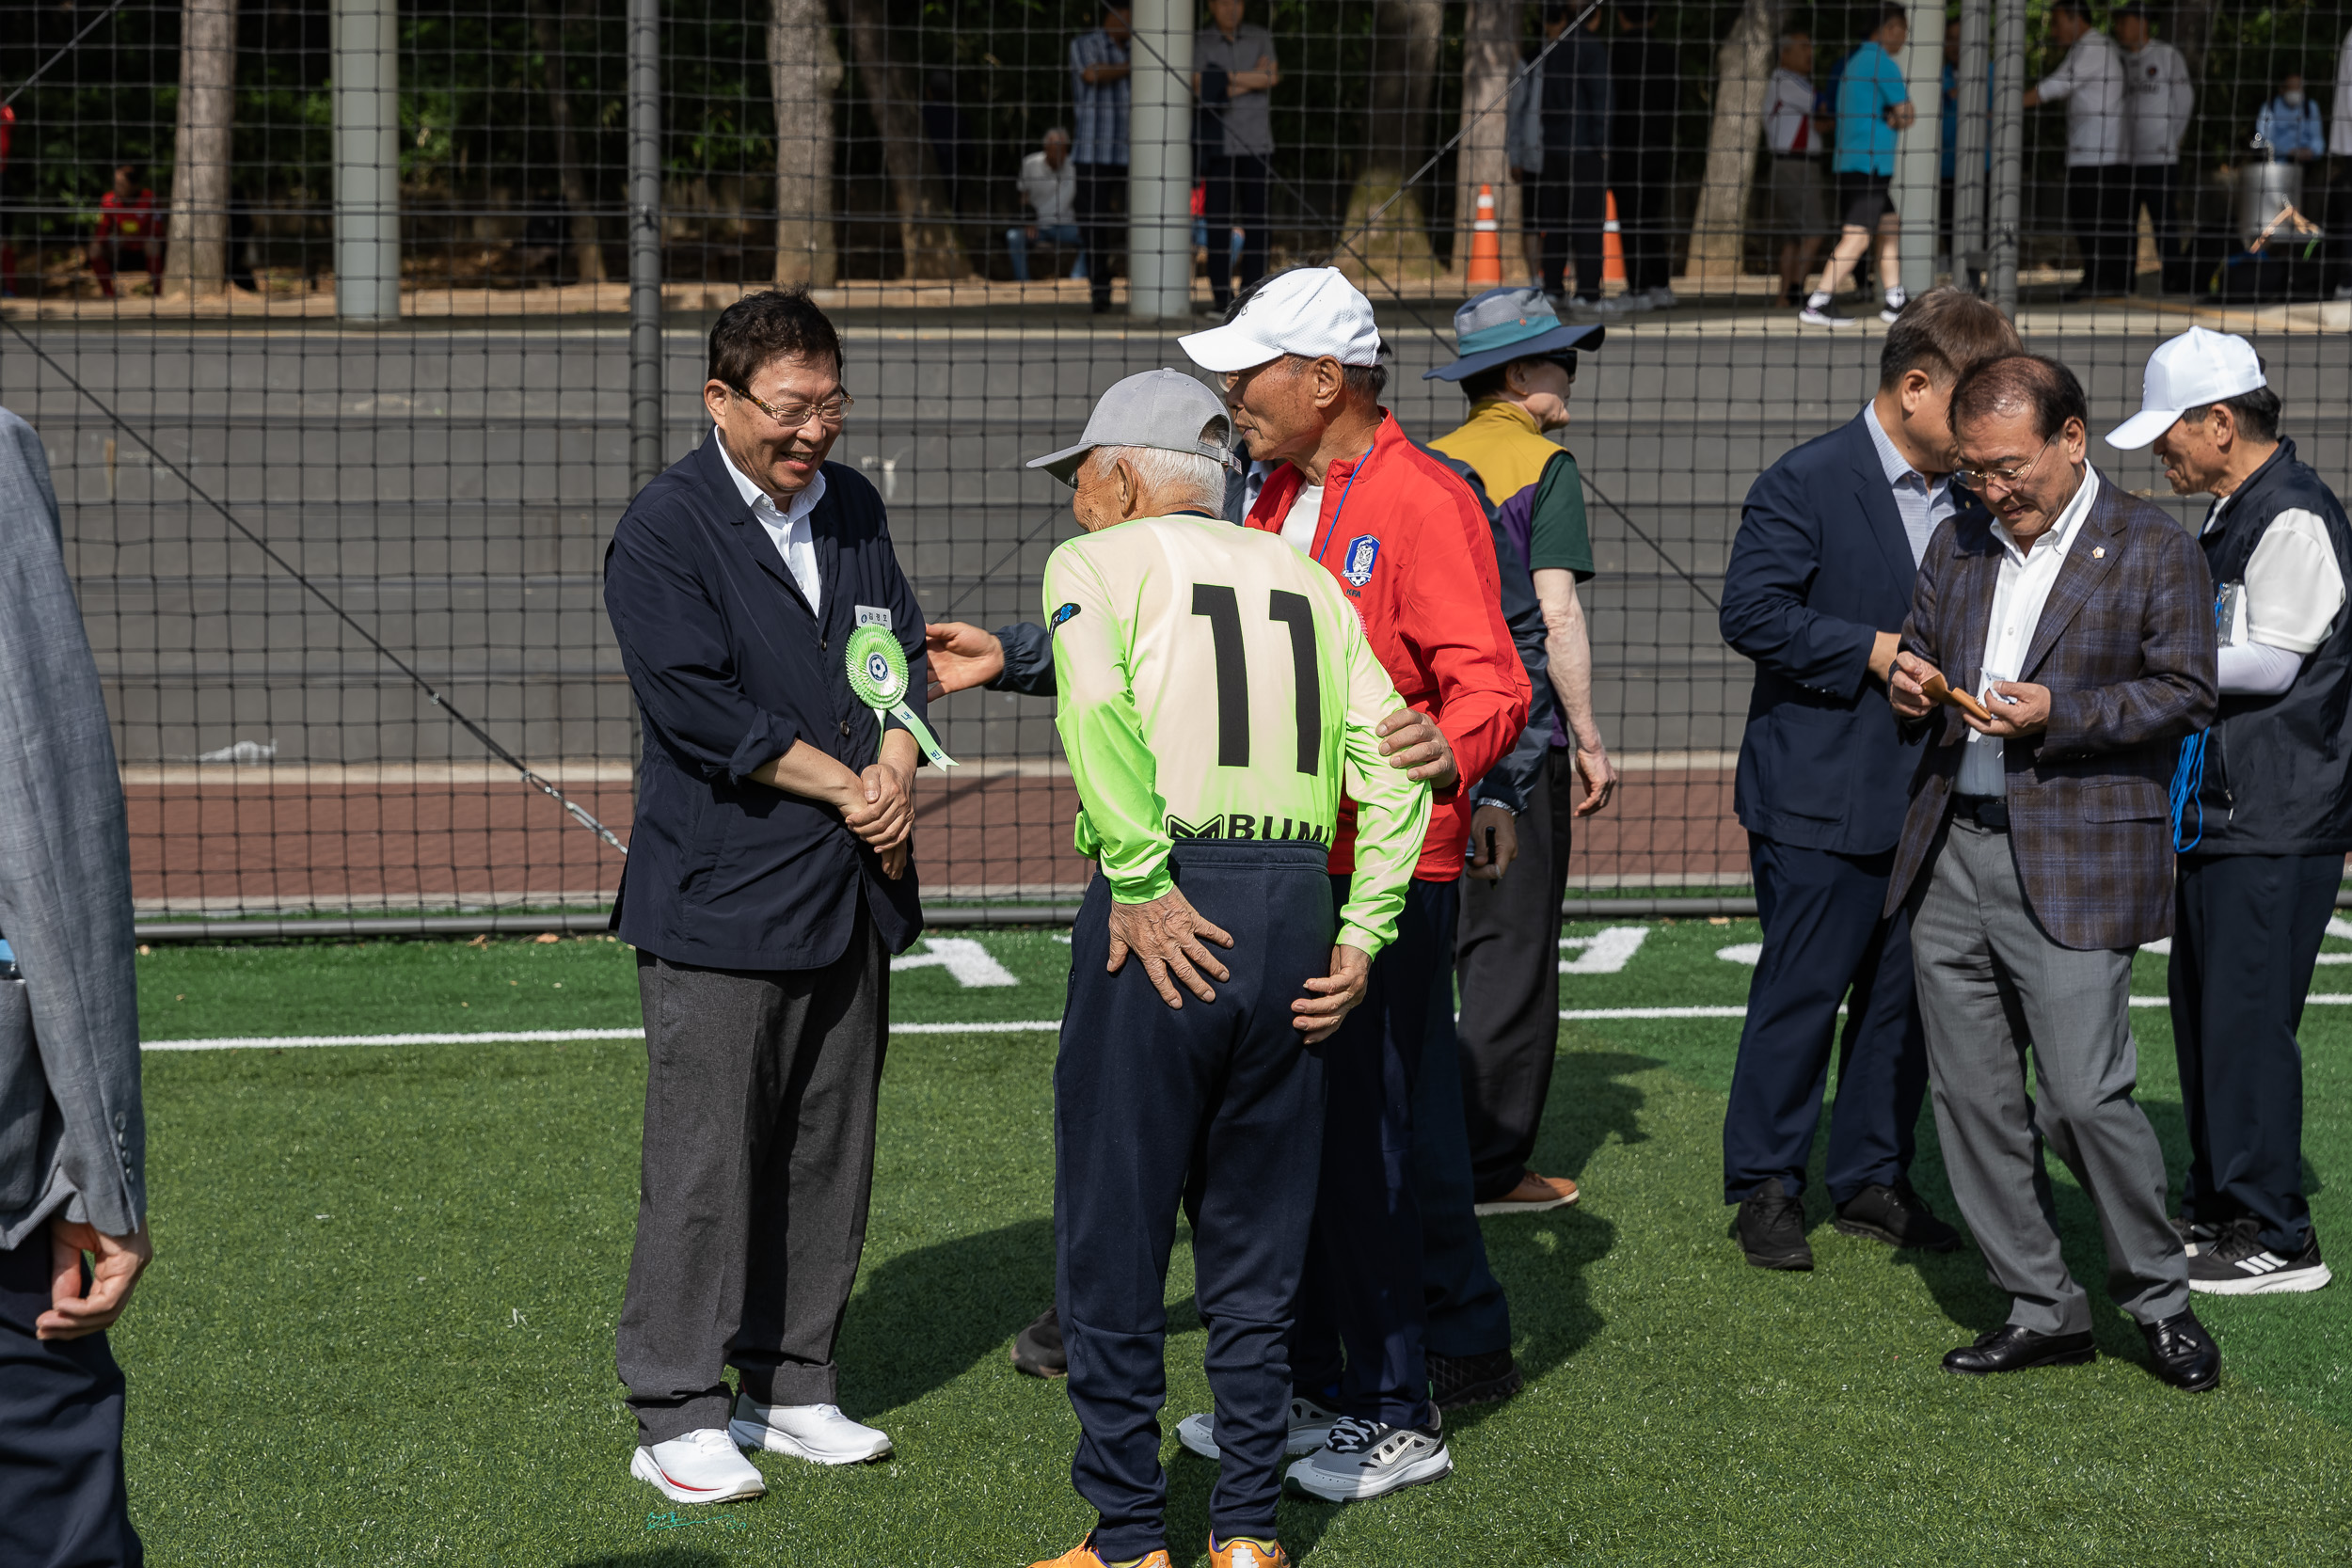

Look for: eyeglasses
[1955,434,2057,493]
[731,384,854,428]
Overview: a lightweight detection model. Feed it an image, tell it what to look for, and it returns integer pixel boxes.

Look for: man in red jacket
[1173,266,1530,1503]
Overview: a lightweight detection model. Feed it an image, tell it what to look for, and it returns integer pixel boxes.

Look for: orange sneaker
[1027,1536,1174,1568]
[1473,1169,1579,1215]
[1210,1535,1291,1568]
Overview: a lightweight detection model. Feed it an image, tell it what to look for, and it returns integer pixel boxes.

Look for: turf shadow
[834,1214,1057,1415]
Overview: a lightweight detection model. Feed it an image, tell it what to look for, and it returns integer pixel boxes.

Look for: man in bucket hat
[2107,327,2347,1296]
[1426,286,1618,1222]
[1021,369,1430,1568]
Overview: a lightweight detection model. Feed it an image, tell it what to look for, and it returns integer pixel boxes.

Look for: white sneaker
[728,1397,893,1465]
[1621,290,1656,312]
[1285,1414,1453,1501]
[1176,1394,1341,1461]
[1645,285,1678,309]
[629,1428,767,1504]
[1798,303,1852,328]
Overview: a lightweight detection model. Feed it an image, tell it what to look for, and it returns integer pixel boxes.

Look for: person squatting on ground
[1009,128,1086,284]
[600,287,935,1505]
[1425,286,1619,1219]
[1804,4,1915,327]
[1886,353,2222,1391]
[1716,289,2018,1272]
[1021,370,1429,1568]
[2106,327,2348,1296]
[0,404,151,1568]
[1176,266,1531,1501]
[88,164,163,299]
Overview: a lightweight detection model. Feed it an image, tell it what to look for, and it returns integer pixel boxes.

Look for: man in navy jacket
[1716,290,2016,1270]
[602,288,930,1504]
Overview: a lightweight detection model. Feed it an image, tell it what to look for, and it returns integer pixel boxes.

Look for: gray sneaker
[1176,1394,1339,1461]
[1284,1414,1453,1501]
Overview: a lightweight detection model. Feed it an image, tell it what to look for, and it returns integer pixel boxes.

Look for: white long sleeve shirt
[2122,40,2193,165]
[2036,29,2131,167]
[1956,467,2102,798]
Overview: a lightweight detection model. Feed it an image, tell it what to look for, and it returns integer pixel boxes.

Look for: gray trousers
[615,908,887,1443]
[1909,817,2188,1337]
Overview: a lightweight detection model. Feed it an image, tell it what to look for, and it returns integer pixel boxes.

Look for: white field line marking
[1560,927,1650,974]
[890,937,1020,987]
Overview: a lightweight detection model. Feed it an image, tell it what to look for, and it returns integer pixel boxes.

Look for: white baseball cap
[1177,266,1384,372]
[2105,326,2268,451]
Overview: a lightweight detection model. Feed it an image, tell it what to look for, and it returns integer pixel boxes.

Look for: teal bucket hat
[1422,286,1605,382]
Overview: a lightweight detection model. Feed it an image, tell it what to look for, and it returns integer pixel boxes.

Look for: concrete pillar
[1988,0,2028,316]
[1952,0,1993,290]
[1893,24,1944,298]
[332,0,400,322]
[628,0,663,490]
[1126,0,1193,322]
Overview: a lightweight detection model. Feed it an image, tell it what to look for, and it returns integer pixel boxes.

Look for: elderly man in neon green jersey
[1023,369,1428,1568]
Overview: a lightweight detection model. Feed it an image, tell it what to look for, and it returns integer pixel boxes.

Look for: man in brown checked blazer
[1884,355,2224,1391]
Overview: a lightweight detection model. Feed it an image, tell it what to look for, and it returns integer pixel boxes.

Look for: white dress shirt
[716,428,826,616]
[2035,29,2131,166]
[1956,466,2103,797]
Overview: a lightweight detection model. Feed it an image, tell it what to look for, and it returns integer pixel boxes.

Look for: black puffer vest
[2189,438,2352,857]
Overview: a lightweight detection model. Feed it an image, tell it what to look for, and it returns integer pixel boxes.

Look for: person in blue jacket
[1715,290,2018,1272]
[601,286,934,1507]
[2255,71,2327,163]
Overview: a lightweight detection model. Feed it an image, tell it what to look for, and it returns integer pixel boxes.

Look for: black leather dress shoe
[1941,1323,2098,1375]
[1009,1304,1065,1378]
[1730,1176,1814,1270]
[1835,1180,1964,1252]
[2141,1308,2221,1392]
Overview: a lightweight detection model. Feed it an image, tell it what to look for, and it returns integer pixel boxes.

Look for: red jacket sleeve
[1406,467,1532,798]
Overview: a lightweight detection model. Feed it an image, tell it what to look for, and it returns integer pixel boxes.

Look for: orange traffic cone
[1465,183,1504,287]
[1602,190,1627,286]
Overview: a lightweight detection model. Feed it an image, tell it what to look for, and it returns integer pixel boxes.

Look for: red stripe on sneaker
[657,1466,725,1492]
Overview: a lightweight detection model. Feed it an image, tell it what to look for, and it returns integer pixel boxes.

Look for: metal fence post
[1951,0,1992,293]
[1126,0,1193,323]
[628,0,664,491]
[1988,0,2027,317]
[331,0,400,323]
[1893,24,1944,299]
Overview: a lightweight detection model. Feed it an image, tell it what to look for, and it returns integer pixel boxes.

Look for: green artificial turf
[118,921,2352,1564]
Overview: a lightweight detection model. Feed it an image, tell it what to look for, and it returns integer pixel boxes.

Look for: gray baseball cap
[1026,368,1240,488]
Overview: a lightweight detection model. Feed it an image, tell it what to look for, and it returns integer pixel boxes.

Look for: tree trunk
[163,0,237,296]
[1342,0,1445,284]
[1686,0,1778,288]
[529,0,607,283]
[769,0,842,286]
[839,0,966,280]
[1452,0,1523,282]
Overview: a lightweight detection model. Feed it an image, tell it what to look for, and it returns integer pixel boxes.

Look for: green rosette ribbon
[844,624,958,768]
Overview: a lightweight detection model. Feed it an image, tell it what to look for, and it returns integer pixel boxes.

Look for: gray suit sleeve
[990,621,1058,697]
[0,408,144,1248]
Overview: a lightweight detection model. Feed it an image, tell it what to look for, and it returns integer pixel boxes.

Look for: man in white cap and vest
[1172,266,1530,1502]
[2107,326,2347,1295]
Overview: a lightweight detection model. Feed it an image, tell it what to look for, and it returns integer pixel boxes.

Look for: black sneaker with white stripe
[2187,1217,2333,1295]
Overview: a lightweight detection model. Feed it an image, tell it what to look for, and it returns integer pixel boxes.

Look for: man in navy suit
[1716,289,2019,1270]
[602,288,932,1504]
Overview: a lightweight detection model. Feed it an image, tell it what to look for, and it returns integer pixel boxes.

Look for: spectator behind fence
[88,163,162,299]
[1610,0,1680,309]
[1071,6,1133,315]
[1763,28,1833,309]
[600,287,933,1507]
[1193,0,1279,317]
[1009,128,1085,284]
[2106,328,2349,1297]
[2334,28,2352,298]
[1805,3,1915,327]
[0,405,151,1568]
[0,106,20,298]
[2024,0,2132,298]
[1716,290,2018,1274]
[2255,71,2326,163]
[1887,354,2219,1391]
[2115,4,2192,294]
[1509,1,1619,319]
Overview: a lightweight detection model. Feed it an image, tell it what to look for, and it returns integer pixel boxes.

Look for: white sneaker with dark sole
[2187,1221,2332,1295]
[1177,1395,1340,1461]
[1284,1415,1453,1501]
[728,1399,893,1464]
[1798,305,1852,327]
[630,1429,767,1504]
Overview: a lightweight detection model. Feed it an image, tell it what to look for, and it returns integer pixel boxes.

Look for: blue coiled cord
[2171,593,2227,853]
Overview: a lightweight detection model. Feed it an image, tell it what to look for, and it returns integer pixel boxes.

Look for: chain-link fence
[1,0,2345,926]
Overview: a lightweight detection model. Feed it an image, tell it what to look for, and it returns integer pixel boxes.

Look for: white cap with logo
[2105,326,2268,451]
[1176,266,1383,372]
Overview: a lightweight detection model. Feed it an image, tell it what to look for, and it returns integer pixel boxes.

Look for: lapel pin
[2092,546,2106,559]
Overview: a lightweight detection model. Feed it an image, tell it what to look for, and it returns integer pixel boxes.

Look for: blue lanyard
[1309,442,1377,565]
